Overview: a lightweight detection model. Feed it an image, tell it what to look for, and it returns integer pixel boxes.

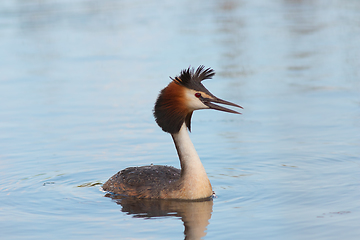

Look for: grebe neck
[171,123,210,185]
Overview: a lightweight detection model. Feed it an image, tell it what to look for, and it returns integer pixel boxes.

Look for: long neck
[171,122,212,198]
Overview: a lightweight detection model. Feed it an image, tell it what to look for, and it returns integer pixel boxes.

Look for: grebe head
[154,65,243,134]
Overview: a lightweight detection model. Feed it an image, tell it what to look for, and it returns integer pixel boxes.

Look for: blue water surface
[1,0,360,239]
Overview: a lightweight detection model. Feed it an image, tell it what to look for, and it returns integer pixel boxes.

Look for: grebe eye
[195,93,201,98]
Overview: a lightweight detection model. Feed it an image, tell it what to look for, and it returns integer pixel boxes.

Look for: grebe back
[102,66,242,200]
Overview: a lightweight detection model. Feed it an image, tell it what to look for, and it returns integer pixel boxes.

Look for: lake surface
[1,0,360,239]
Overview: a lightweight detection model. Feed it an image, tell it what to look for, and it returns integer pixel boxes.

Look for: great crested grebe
[102,65,242,200]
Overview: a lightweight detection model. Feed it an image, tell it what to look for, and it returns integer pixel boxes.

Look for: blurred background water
[1,0,360,239]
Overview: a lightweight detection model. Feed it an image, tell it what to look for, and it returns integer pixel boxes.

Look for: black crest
[153,66,216,134]
[171,65,215,93]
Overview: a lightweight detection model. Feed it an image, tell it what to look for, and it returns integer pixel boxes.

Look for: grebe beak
[201,96,243,114]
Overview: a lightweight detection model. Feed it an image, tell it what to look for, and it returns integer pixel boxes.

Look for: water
[1,0,360,239]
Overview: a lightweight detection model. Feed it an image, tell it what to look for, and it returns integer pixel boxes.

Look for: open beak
[201,96,243,114]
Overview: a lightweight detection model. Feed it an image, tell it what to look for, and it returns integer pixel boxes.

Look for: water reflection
[105,194,213,240]
[215,0,247,78]
[7,0,123,31]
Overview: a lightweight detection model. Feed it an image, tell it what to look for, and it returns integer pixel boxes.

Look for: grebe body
[102,66,242,200]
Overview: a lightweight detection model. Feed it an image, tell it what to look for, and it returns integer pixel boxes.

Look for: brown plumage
[153,81,190,134]
[102,66,242,200]
[103,165,182,198]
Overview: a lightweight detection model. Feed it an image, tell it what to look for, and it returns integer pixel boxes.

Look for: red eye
[195,93,201,98]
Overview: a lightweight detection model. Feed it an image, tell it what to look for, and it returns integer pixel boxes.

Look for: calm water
[1,0,360,239]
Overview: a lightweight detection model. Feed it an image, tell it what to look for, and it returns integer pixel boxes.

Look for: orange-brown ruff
[102,66,242,200]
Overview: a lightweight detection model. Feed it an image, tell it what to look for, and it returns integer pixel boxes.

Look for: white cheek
[185,90,209,111]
